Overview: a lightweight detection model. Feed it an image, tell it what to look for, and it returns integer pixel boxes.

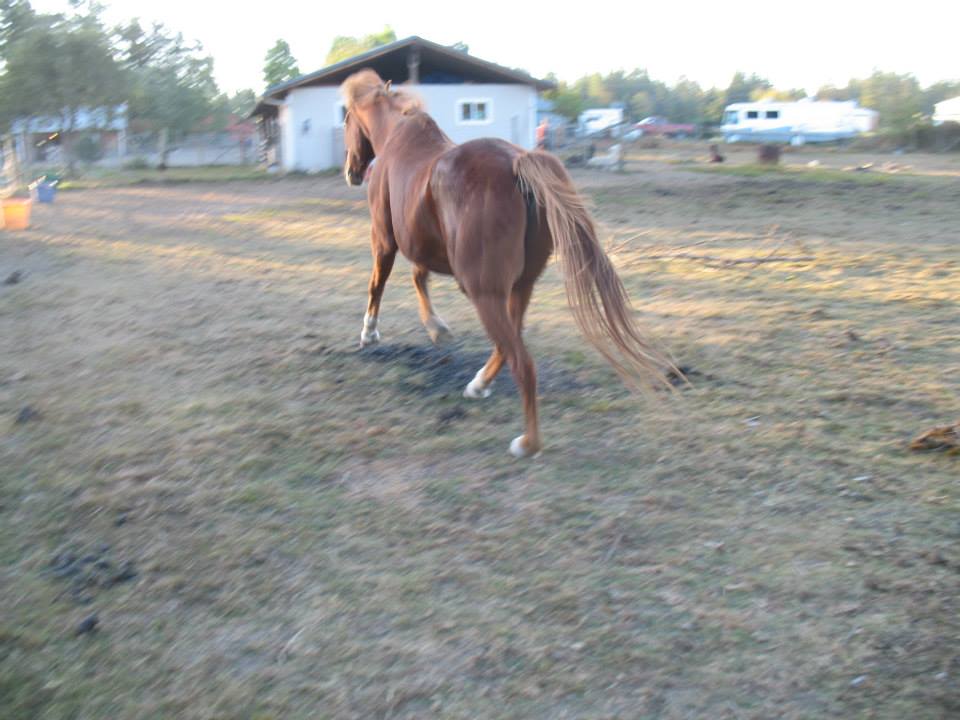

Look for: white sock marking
[360,312,380,346]
[463,367,492,399]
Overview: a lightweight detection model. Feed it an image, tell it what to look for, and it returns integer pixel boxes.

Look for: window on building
[457,99,493,124]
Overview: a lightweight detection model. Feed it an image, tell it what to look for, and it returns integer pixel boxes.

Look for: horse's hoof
[463,384,491,399]
[359,328,380,348]
[509,436,526,457]
[463,369,491,399]
[427,320,453,345]
[509,435,541,459]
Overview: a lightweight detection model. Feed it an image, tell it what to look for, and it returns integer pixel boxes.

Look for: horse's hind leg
[463,283,533,400]
[412,265,453,345]
[472,293,541,458]
[360,245,396,348]
[463,347,504,399]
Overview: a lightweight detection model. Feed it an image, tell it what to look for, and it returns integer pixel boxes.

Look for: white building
[252,36,553,172]
[11,106,128,164]
[721,99,878,145]
[933,96,960,125]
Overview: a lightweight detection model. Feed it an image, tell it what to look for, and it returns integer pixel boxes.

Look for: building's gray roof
[252,36,552,116]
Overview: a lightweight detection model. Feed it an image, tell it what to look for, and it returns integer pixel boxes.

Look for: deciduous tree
[326,26,396,65]
[118,20,219,166]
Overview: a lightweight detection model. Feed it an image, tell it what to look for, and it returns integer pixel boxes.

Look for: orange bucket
[2,198,32,231]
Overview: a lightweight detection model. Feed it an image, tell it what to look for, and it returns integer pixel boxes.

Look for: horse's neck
[373,110,451,158]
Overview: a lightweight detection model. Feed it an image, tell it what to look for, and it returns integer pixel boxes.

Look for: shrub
[924,121,960,151]
[854,122,960,152]
[847,134,899,152]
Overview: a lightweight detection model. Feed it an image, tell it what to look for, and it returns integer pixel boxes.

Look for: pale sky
[33,0,960,95]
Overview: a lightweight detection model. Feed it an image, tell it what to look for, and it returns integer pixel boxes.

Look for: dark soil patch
[47,544,138,605]
[14,406,41,425]
[354,342,590,397]
[666,365,720,388]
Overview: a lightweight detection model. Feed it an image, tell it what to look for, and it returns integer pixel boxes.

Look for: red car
[632,116,697,138]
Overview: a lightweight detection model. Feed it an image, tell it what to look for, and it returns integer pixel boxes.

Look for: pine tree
[263,39,300,87]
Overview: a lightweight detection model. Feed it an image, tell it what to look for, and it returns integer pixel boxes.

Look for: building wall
[413,84,537,150]
[280,83,538,172]
[281,86,341,172]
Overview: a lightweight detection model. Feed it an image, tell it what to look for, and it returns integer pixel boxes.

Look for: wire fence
[14,130,258,169]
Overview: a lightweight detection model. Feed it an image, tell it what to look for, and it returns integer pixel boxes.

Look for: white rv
[933,96,960,125]
[721,99,878,145]
[578,108,624,136]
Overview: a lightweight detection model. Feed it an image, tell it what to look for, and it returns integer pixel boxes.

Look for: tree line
[543,70,960,132]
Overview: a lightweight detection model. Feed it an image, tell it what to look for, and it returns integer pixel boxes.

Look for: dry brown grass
[1,152,958,718]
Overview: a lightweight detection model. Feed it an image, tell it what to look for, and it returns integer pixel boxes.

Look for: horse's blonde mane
[340,69,423,115]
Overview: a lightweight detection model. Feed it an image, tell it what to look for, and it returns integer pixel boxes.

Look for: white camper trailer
[578,108,624,136]
[721,99,878,145]
[933,96,960,125]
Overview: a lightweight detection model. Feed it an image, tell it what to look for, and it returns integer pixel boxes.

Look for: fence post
[1,135,24,197]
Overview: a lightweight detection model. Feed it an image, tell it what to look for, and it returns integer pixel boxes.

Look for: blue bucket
[35,181,57,203]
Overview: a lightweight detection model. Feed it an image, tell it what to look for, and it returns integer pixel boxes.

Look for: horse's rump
[429,139,535,292]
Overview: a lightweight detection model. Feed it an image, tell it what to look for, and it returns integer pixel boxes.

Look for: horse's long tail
[513,150,676,392]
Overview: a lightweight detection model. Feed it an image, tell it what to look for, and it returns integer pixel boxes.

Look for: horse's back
[434,138,522,182]
[431,139,534,292]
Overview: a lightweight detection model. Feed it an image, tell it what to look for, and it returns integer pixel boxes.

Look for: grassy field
[53,165,280,190]
[2,147,958,718]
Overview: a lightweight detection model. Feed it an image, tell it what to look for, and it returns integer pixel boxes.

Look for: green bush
[859,122,960,152]
[922,121,960,151]
[847,134,899,152]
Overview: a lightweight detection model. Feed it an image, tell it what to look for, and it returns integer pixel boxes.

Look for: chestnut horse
[341,70,671,457]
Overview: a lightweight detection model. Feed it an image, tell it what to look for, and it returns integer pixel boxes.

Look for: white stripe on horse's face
[360,312,380,347]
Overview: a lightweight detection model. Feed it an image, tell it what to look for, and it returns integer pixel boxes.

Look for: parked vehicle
[933,96,960,126]
[632,116,697,138]
[721,99,878,145]
[578,108,624,136]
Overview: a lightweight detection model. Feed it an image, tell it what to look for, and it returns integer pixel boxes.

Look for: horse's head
[340,70,424,186]
[343,109,374,187]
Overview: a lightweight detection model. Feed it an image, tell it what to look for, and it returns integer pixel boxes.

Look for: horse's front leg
[360,244,396,348]
[412,265,453,345]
